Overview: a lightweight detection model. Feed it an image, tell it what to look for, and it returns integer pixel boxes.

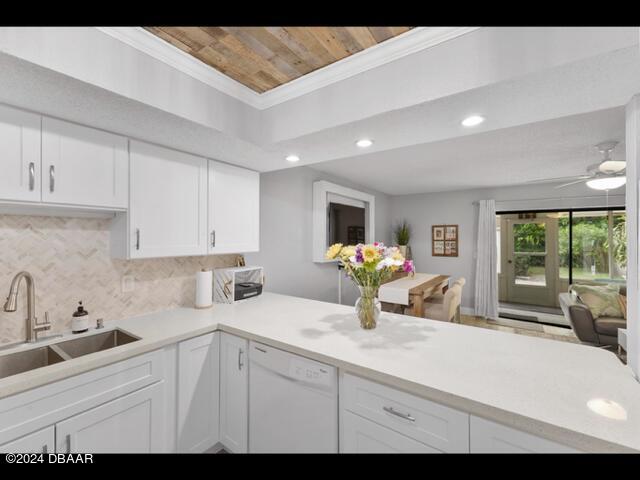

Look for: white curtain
[474,199,499,319]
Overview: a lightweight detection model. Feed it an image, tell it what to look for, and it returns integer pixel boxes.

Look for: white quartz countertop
[1,292,639,452]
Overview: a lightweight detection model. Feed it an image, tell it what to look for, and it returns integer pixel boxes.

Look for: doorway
[505,215,558,307]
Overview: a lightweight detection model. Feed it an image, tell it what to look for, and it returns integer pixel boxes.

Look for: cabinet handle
[49,165,55,193]
[28,162,35,191]
[65,434,71,453]
[238,348,244,370]
[135,228,141,250]
[383,406,416,422]
[42,444,48,454]
[210,230,216,247]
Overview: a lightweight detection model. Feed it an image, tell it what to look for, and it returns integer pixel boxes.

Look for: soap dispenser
[72,301,90,333]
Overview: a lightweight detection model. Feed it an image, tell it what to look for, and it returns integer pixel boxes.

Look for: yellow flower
[391,250,405,262]
[362,245,380,263]
[341,246,356,259]
[325,243,343,260]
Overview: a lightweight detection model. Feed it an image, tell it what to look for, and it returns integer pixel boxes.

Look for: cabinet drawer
[342,411,440,453]
[341,373,469,452]
[0,349,164,445]
[470,416,579,453]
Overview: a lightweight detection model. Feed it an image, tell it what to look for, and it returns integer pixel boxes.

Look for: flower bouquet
[325,242,414,329]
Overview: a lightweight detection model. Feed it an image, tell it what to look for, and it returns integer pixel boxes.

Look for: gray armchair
[558,287,626,346]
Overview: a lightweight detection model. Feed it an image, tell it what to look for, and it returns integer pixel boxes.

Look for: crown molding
[97,26,479,110]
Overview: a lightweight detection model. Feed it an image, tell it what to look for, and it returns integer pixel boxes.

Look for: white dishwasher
[249,341,338,453]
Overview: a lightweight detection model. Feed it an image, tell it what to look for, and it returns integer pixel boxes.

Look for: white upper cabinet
[0,104,41,202]
[208,160,259,254]
[41,117,128,208]
[129,140,208,259]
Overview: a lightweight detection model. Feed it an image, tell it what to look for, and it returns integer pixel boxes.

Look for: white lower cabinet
[56,382,165,453]
[0,426,54,453]
[342,411,440,453]
[340,373,470,453]
[177,332,220,453]
[469,416,579,453]
[219,333,248,453]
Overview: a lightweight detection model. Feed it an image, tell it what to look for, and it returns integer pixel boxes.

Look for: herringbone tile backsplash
[0,215,238,344]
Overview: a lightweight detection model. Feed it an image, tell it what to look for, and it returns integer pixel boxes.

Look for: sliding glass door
[498,208,626,309]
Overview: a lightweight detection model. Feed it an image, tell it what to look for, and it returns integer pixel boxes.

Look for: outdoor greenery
[513,212,627,282]
[394,221,411,246]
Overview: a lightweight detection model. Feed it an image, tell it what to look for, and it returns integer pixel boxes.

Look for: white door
[0,104,41,202]
[505,216,558,307]
[0,426,54,453]
[341,411,439,453]
[177,332,220,453]
[41,117,128,208]
[55,382,165,453]
[129,140,208,258]
[219,333,248,453]
[208,160,260,254]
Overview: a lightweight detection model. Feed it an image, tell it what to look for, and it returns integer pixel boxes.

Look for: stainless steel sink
[0,329,140,380]
[0,345,67,379]
[53,329,139,359]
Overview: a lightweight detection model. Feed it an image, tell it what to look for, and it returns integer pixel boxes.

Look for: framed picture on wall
[432,224,458,257]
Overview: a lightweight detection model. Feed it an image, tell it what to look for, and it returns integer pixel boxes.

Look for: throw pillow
[618,294,627,320]
[571,284,624,319]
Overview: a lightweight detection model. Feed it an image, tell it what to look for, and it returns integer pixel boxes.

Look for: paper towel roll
[195,269,213,309]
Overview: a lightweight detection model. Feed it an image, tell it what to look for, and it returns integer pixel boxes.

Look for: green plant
[394,221,411,246]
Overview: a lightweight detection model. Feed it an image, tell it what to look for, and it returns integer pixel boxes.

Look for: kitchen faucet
[3,271,51,343]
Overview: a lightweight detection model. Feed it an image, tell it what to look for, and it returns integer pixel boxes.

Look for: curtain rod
[472,194,625,205]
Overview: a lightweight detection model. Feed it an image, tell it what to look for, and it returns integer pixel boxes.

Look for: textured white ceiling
[310,107,626,195]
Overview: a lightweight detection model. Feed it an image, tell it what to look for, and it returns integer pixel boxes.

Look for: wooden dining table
[379,273,450,317]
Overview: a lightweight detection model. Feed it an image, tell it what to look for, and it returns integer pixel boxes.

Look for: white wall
[390,183,625,311]
[245,166,391,306]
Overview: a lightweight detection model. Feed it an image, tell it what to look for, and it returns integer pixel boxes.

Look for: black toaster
[235,282,263,301]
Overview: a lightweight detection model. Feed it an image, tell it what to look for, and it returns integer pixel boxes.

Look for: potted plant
[394,221,411,259]
[325,242,414,329]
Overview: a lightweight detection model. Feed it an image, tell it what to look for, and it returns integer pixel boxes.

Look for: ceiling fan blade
[524,175,591,185]
[555,178,590,189]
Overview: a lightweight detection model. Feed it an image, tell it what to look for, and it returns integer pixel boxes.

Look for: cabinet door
[341,411,439,453]
[219,333,248,453]
[208,160,259,254]
[41,117,128,208]
[0,426,54,453]
[129,141,208,258]
[55,382,165,453]
[470,416,579,453]
[0,104,41,202]
[177,333,220,453]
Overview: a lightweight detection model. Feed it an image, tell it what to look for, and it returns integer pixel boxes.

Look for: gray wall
[245,166,391,306]
[390,182,625,311]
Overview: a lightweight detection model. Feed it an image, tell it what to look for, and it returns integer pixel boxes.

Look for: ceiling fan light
[586,177,626,190]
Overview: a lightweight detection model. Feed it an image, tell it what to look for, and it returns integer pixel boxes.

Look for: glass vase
[355,286,381,330]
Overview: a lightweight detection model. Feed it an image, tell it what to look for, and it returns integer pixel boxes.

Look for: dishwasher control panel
[289,359,332,387]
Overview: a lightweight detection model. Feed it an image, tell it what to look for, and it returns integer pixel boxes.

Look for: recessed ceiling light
[586,177,626,190]
[285,155,300,163]
[356,139,373,148]
[461,115,485,127]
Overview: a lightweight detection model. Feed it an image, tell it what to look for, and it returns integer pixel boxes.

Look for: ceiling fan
[528,141,626,190]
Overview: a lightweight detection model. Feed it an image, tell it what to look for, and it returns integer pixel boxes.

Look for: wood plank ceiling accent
[144,27,413,93]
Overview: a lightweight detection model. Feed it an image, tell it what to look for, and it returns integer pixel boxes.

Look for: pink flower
[402,260,415,273]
